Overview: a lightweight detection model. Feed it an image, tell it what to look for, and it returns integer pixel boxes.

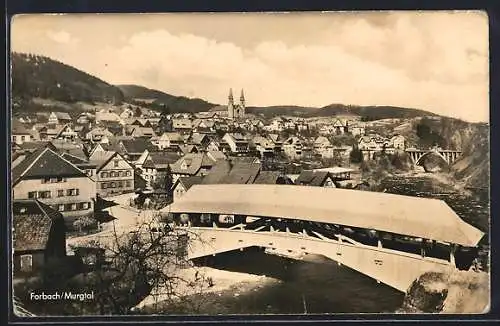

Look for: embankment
[398,270,489,314]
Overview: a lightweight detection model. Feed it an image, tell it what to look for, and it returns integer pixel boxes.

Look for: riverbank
[398,269,489,314]
[135,266,281,313]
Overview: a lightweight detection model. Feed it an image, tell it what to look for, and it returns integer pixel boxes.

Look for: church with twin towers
[227,88,246,120]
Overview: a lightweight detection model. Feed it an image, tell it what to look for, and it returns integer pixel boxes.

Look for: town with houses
[10,88,417,278]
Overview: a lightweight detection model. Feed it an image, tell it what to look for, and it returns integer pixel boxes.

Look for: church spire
[240,89,245,107]
[228,88,234,101]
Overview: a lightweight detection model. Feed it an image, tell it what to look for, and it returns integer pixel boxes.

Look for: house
[189,133,211,148]
[127,126,156,138]
[332,118,349,134]
[349,123,366,137]
[390,134,406,150]
[48,112,72,125]
[282,137,304,160]
[140,151,181,187]
[54,124,78,141]
[118,138,157,162]
[268,134,285,154]
[96,109,122,124]
[207,139,231,153]
[313,136,334,159]
[170,153,219,183]
[12,120,33,145]
[172,176,204,202]
[295,171,337,188]
[12,148,96,226]
[155,132,185,150]
[76,112,93,124]
[15,141,55,155]
[252,136,275,158]
[267,118,285,132]
[223,133,250,154]
[86,127,114,142]
[120,107,135,119]
[13,199,67,276]
[88,151,135,196]
[172,118,193,132]
[193,120,216,134]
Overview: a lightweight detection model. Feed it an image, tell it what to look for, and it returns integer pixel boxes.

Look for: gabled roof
[252,171,287,185]
[13,199,65,252]
[159,132,184,142]
[171,153,216,175]
[142,151,181,169]
[89,150,130,171]
[12,148,87,186]
[295,170,333,187]
[179,144,199,155]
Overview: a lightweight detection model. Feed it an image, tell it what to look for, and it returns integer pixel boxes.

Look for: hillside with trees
[11,52,124,105]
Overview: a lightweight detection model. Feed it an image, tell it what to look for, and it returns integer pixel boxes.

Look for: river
[153,174,490,314]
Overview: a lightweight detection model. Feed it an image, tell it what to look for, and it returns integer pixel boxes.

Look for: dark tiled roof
[120,138,156,154]
[18,141,53,151]
[295,171,332,187]
[13,199,64,251]
[202,160,261,185]
[253,171,283,184]
[12,120,31,134]
[142,152,180,169]
[177,176,204,191]
[12,148,87,186]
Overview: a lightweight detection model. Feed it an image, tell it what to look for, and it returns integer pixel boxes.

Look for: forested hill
[117,85,216,113]
[11,52,124,104]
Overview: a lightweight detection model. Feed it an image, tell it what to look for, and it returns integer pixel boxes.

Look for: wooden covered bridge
[164,184,483,293]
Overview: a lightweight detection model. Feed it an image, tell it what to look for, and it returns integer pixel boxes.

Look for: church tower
[227,88,234,119]
[239,89,246,118]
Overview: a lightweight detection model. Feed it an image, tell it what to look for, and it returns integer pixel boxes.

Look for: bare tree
[15,214,213,315]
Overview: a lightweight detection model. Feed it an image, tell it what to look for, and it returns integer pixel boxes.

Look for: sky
[11,12,489,122]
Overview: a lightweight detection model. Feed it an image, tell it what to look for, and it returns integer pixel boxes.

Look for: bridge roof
[167,184,484,247]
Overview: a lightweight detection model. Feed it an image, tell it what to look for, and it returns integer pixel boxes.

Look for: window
[114,160,119,168]
[13,136,16,142]
[20,254,33,272]
[111,182,116,188]
[50,178,58,183]
[118,181,123,188]
[126,171,131,177]
[71,203,77,211]
[110,171,115,178]
[102,183,107,189]
[28,191,37,199]
[21,136,25,141]
[58,204,64,212]
[57,190,64,197]
[101,172,108,178]
[56,177,63,182]
[117,171,122,177]
[126,181,131,187]
[42,178,50,184]
[66,189,80,196]
[39,191,51,199]
[82,202,89,210]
